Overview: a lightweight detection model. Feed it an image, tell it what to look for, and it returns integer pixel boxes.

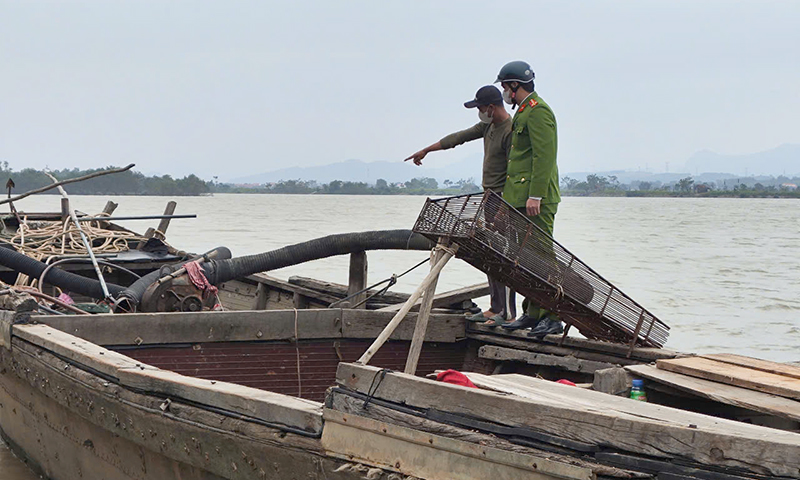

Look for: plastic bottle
[630,379,647,402]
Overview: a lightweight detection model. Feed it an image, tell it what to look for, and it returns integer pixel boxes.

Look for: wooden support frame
[357,244,456,365]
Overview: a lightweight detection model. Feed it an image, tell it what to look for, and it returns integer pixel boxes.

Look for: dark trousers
[489,275,516,319]
[517,203,559,321]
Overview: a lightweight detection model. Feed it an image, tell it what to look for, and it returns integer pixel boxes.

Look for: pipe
[39,258,141,294]
[0,245,126,299]
[202,230,434,286]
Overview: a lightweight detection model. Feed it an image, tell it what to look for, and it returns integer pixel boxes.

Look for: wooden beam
[357,248,454,365]
[469,323,677,362]
[341,309,464,343]
[329,390,642,479]
[479,345,616,374]
[467,332,640,366]
[322,408,592,480]
[336,362,800,478]
[592,367,633,396]
[288,276,410,304]
[247,273,341,305]
[628,364,800,422]
[405,245,444,374]
[0,310,13,349]
[657,357,800,400]
[346,251,368,309]
[118,367,323,435]
[700,353,800,381]
[32,309,344,345]
[377,281,489,312]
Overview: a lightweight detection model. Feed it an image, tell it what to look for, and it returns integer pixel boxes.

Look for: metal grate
[413,191,670,348]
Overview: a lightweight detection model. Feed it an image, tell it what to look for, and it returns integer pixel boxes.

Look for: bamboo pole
[357,244,455,365]
[404,240,447,374]
[0,164,135,206]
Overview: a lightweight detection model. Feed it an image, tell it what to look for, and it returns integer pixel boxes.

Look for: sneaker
[528,317,551,336]
[528,318,564,338]
[501,314,537,330]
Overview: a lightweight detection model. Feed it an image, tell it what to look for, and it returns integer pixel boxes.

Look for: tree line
[560,174,800,198]
[212,177,481,195]
[1,163,212,196]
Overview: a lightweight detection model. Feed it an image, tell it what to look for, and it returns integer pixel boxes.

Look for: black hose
[114,246,232,311]
[39,258,141,294]
[202,230,434,286]
[0,245,126,299]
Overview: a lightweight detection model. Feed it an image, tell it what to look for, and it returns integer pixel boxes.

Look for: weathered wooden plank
[592,367,633,396]
[322,408,593,480]
[479,345,615,374]
[469,323,676,362]
[336,362,800,478]
[467,332,640,366]
[657,357,800,400]
[288,276,410,304]
[406,245,444,374]
[700,353,800,381]
[341,309,464,343]
[1,339,367,480]
[627,364,800,422]
[377,282,489,312]
[33,309,344,345]
[118,367,323,435]
[12,324,156,378]
[248,273,341,305]
[0,310,14,349]
[329,390,647,479]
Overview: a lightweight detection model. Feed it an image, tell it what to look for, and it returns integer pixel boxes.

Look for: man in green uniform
[405,85,516,325]
[494,61,564,338]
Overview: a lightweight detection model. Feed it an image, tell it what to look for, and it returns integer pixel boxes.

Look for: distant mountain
[684,144,800,176]
[227,155,483,185]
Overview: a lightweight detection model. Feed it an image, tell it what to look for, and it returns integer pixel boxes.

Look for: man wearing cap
[404,85,515,326]
[494,60,564,339]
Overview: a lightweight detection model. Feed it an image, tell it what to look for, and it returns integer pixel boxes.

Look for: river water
[2,194,799,477]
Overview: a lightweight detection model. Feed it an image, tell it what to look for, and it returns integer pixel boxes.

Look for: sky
[1,1,799,180]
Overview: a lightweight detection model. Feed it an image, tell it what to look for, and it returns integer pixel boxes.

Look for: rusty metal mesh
[413,191,669,348]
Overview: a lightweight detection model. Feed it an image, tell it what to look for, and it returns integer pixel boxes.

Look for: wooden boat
[2,194,799,479]
[3,303,800,480]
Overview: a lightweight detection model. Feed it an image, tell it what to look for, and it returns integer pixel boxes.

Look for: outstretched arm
[404,141,443,166]
[404,123,486,166]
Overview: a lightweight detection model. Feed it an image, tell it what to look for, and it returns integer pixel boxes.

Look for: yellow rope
[2,211,172,288]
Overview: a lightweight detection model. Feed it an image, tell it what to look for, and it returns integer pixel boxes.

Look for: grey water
[3,194,800,477]
[11,194,800,362]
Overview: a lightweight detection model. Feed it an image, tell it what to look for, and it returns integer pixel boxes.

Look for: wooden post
[60,198,70,223]
[404,241,446,375]
[254,283,269,310]
[357,244,456,366]
[98,200,118,228]
[293,292,309,309]
[347,251,368,309]
[145,201,177,239]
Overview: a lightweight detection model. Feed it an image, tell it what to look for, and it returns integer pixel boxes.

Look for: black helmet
[495,61,535,84]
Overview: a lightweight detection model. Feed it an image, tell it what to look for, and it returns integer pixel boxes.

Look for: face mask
[478,108,493,124]
[502,88,514,105]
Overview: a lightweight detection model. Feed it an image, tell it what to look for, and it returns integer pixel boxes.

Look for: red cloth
[184,261,219,299]
[436,370,477,388]
[556,379,576,386]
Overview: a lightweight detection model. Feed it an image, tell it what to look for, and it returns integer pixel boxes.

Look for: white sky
[1,1,798,179]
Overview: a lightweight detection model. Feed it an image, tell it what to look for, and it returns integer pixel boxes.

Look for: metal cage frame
[412,191,669,350]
